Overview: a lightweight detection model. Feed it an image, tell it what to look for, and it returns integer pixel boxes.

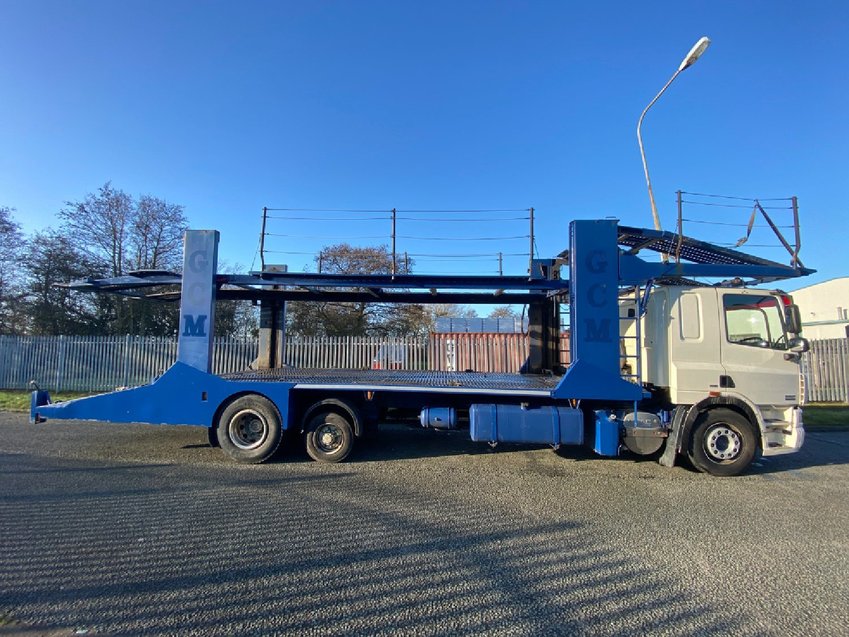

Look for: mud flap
[658,405,689,468]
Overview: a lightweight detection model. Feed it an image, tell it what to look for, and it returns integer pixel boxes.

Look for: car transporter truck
[31,218,813,476]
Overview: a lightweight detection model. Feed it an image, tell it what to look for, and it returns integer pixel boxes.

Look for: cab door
[719,292,799,405]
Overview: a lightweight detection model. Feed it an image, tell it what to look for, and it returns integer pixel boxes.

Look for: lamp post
[637,37,711,238]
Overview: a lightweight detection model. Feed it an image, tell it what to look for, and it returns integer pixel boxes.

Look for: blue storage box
[469,404,584,445]
[593,410,620,456]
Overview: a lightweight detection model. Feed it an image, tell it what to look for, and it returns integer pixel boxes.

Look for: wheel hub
[230,409,268,450]
[316,424,342,452]
[705,425,741,461]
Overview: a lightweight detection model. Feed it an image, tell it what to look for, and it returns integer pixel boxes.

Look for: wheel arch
[681,396,762,453]
[212,390,285,431]
[299,397,363,437]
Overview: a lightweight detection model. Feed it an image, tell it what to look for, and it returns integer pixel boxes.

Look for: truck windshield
[723,294,789,350]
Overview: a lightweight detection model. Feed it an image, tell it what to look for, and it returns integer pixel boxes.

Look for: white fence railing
[2,334,847,403]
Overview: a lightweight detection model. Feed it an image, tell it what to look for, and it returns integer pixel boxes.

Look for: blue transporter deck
[222,368,561,397]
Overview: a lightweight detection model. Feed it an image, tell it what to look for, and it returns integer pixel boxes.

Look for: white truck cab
[628,285,808,475]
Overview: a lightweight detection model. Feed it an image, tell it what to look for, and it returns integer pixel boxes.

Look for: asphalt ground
[0,413,847,636]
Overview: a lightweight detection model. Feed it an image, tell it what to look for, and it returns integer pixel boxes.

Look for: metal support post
[260,207,268,271]
[675,190,684,262]
[257,264,288,369]
[791,196,801,266]
[391,208,397,277]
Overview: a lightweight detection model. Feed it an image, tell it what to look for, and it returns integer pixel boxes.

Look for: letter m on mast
[182,314,208,337]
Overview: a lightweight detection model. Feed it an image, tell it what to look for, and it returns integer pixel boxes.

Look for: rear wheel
[207,426,220,448]
[305,410,354,463]
[216,394,282,464]
[687,408,757,477]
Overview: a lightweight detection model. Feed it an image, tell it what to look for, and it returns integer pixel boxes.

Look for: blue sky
[1,0,846,289]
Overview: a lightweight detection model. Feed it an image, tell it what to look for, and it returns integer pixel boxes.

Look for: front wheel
[216,394,283,464]
[304,411,354,463]
[687,408,757,477]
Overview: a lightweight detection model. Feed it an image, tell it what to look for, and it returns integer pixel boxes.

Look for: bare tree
[130,195,186,271]
[216,261,260,338]
[57,183,189,335]
[287,244,429,336]
[489,305,518,319]
[0,206,26,334]
[59,182,133,277]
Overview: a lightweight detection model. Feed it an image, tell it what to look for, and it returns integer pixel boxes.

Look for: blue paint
[593,411,620,456]
[30,362,295,430]
[469,404,583,445]
[419,407,457,429]
[557,220,645,401]
[29,390,50,423]
[182,314,208,337]
[569,220,620,377]
[553,359,644,401]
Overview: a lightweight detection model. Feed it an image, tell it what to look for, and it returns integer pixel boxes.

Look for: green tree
[22,230,107,335]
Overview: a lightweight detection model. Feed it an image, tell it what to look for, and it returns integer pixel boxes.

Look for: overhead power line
[264,232,388,240]
[408,252,526,257]
[397,216,529,222]
[265,215,389,221]
[397,235,528,241]
[680,200,792,211]
[264,208,390,213]
[682,218,794,229]
[263,207,530,213]
[680,191,793,202]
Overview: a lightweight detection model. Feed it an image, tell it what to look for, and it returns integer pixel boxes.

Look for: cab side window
[723,294,787,349]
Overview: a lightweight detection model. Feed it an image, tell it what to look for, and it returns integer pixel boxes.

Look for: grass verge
[0,390,101,412]
[801,404,849,428]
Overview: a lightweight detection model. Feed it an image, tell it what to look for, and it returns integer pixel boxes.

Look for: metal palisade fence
[801,338,849,403]
[1,334,519,392]
[285,336,427,370]
[2,334,847,403]
[0,335,256,393]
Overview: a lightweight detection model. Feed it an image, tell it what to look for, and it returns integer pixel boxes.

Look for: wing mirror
[786,304,803,335]
[788,337,810,353]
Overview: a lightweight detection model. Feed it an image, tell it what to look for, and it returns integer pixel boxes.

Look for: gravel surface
[1,412,847,636]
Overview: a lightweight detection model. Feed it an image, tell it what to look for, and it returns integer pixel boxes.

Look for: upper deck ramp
[63,223,813,303]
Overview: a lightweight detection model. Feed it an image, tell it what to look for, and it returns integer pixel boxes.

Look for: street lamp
[637,36,711,237]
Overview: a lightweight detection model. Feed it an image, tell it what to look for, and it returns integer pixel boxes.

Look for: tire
[216,394,283,464]
[207,426,220,448]
[687,408,757,477]
[304,410,354,463]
